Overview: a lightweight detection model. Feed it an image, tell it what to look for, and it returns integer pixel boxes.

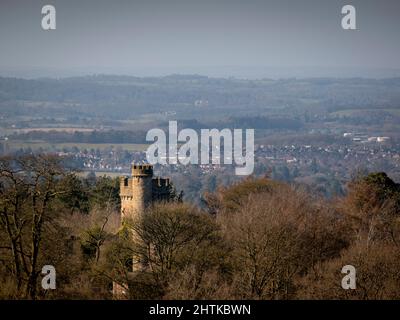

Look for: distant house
[194,99,209,107]
[377,137,390,143]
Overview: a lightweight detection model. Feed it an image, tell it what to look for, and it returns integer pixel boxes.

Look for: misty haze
[1,0,400,303]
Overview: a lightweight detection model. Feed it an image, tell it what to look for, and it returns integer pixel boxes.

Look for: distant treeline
[10,130,149,144]
[1,75,400,120]
[162,116,304,131]
[227,116,303,130]
[10,116,302,144]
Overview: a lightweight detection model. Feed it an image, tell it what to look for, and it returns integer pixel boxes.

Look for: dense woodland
[1,154,400,299]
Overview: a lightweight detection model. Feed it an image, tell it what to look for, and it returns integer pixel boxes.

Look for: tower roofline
[131,163,153,177]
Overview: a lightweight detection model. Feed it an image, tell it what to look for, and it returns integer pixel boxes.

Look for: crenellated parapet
[119,163,172,221]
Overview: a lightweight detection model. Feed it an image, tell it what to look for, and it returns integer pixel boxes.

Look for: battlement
[120,164,172,222]
[131,163,153,177]
[152,177,170,188]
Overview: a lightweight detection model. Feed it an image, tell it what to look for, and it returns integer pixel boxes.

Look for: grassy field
[8,140,149,152]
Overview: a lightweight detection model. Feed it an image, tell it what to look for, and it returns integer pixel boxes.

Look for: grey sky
[0,0,399,78]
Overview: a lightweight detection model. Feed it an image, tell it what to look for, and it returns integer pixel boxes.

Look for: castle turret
[115,163,174,297]
[119,163,153,222]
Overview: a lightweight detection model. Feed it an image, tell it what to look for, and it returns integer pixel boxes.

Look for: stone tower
[114,163,173,298]
[119,163,153,222]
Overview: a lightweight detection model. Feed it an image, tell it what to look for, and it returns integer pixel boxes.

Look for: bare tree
[218,183,349,299]
[0,155,67,299]
[122,202,227,298]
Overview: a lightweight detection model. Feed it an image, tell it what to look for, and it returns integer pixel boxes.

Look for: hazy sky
[0,0,399,78]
